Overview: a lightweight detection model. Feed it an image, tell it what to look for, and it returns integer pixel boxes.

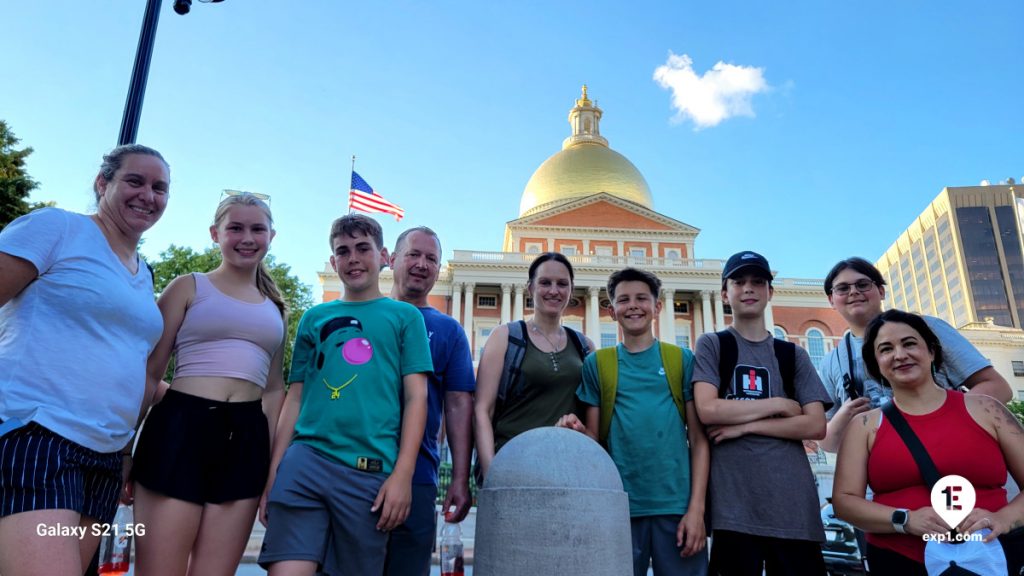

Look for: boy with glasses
[818,257,1012,454]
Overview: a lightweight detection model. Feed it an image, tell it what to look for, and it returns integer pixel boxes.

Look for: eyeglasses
[832,279,876,297]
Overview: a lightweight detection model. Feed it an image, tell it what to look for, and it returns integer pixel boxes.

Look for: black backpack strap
[773,339,797,400]
[566,327,590,359]
[881,401,942,489]
[716,330,737,399]
[495,320,529,417]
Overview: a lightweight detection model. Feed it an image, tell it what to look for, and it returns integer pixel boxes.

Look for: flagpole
[349,154,355,214]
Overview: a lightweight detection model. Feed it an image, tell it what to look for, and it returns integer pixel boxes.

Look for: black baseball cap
[722,251,773,280]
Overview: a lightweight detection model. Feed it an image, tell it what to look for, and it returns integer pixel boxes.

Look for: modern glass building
[876,183,1024,329]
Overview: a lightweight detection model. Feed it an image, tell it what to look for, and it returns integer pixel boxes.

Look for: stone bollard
[474,427,632,576]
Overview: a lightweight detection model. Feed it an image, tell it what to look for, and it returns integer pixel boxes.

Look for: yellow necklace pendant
[323,374,357,400]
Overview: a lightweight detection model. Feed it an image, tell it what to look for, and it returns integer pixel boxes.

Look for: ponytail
[256,262,287,318]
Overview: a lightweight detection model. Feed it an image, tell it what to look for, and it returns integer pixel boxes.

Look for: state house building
[319,88,846,369]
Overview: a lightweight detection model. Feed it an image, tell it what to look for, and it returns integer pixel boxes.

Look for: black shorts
[709,529,826,576]
[0,421,122,522]
[132,389,269,504]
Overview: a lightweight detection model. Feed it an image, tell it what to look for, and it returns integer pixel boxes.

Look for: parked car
[821,501,864,575]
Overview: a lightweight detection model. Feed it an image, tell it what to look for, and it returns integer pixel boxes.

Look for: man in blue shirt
[385,226,476,575]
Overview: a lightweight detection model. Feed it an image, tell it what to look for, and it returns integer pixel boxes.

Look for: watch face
[892,510,909,525]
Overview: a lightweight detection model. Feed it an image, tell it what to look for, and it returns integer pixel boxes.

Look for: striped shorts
[0,422,122,523]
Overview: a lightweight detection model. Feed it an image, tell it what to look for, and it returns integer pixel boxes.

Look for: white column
[463,283,475,356]
[500,283,512,324]
[451,282,463,324]
[660,288,675,344]
[616,240,625,257]
[701,290,714,334]
[714,291,726,329]
[587,286,601,346]
[765,301,775,335]
[513,284,525,321]
[693,296,704,337]
[582,239,590,256]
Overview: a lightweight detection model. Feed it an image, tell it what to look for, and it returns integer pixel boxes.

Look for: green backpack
[596,342,687,445]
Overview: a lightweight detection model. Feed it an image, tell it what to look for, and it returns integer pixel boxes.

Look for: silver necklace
[530,321,564,372]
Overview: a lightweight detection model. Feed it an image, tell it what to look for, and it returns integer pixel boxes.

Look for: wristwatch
[891,509,910,534]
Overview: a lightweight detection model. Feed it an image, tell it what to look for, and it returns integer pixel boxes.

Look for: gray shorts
[258,442,387,575]
[632,515,709,576]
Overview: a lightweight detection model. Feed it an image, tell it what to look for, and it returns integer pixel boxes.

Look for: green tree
[0,121,40,230]
[1009,400,1024,426]
[148,245,314,380]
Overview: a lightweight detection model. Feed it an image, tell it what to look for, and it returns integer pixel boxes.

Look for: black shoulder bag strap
[844,333,864,400]
[880,401,941,489]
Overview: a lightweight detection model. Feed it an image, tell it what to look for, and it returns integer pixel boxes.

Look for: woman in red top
[832,310,1024,574]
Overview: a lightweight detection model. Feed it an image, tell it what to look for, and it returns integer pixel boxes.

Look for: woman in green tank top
[474,252,594,480]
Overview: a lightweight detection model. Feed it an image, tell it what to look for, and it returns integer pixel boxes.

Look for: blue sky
[4,1,1022,297]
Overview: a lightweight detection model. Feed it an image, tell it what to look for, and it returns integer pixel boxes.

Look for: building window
[806,328,825,370]
[600,322,618,349]
[1018,390,1024,401]
[675,334,691,349]
[673,301,689,314]
[476,325,495,361]
[477,295,497,308]
[525,242,543,254]
[723,304,732,315]
[629,248,646,258]
[560,246,577,256]
[774,327,787,341]
[665,249,682,260]
[525,297,533,309]
[1013,360,1024,377]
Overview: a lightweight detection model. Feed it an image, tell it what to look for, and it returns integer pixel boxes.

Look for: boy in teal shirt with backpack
[558,267,709,575]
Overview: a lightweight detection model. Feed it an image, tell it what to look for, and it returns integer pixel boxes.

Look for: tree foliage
[148,245,314,380]
[1009,400,1024,426]
[0,121,40,230]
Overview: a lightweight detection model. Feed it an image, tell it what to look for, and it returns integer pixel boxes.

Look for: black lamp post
[116,0,224,146]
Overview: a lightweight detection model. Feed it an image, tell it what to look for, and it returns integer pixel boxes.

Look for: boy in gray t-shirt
[692,251,833,576]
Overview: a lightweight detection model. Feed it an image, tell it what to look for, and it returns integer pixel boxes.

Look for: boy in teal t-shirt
[559,267,709,576]
[259,214,432,576]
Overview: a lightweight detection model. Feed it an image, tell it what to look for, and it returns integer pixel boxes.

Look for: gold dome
[519,87,653,217]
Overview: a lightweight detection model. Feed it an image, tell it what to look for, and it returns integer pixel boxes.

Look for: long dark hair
[862,309,944,385]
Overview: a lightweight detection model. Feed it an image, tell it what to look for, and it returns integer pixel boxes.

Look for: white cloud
[653,52,769,129]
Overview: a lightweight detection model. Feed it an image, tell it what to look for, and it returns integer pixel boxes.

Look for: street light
[117,0,225,145]
[174,0,225,16]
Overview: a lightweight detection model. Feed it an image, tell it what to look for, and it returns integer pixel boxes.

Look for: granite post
[474,427,631,576]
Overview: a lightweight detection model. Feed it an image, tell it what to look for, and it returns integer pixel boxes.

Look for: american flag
[348,171,404,221]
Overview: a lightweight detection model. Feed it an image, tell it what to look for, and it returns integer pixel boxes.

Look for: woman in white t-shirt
[0,144,170,576]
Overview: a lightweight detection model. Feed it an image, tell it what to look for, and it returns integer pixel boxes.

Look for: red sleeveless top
[867,390,1007,562]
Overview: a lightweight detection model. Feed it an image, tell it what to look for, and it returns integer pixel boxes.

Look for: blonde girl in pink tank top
[131,193,287,576]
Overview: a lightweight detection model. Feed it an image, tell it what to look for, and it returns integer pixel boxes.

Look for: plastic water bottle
[98,504,133,575]
[439,521,464,576]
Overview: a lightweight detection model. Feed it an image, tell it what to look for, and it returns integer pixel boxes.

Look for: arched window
[806,328,825,370]
[773,327,787,341]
